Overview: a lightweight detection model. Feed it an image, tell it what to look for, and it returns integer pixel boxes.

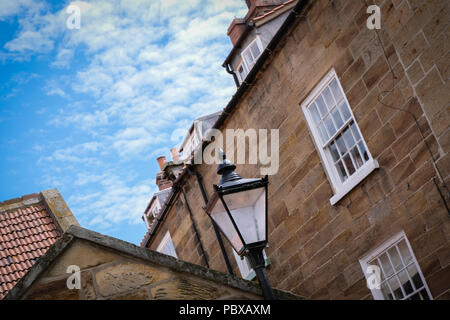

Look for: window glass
[362,234,433,300]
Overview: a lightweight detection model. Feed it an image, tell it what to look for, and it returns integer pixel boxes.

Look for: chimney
[155,156,173,191]
[156,171,173,191]
[157,156,166,170]
[170,148,181,162]
[227,18,247,46]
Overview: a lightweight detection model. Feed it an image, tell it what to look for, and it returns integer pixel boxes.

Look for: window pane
[324,114,337,137]
[318,123,329,144]
[379,254,394,278]
[398,270,414,295]
[358,141,369,161]
[335,160,347,182]
[316,95,328,117]
[420,289,430,300]
[342,126,356,148]
[350,121,361,141]
[329,141,340,161]
[408,292,422,300]
[250,41,261,59]
[343,154,355,175]
[330,78,343,102]
[244,50,253,66]
[389,277,404,299]
[309,103,321,125]
[336,134,347,155]
[322,88,335,109]
[398,240,413,266]
[350,146,363,168]
[238,65,247,80]
[338,101,351,121]
[407,264,423,289]
[331,108,344,129]
[381,283,393,300]
[388,247,403,272]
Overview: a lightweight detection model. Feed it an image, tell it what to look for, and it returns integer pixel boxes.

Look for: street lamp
[205,153,275,300]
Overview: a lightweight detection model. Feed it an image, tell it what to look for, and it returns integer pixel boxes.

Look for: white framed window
[182,132,200,159]
[232,250,270,281]
[150,200,160,218]
[157,231,177,258]
[236,61,249,84]
[301,69,379,205]
[359,231,433,300]
[240,36,263,73]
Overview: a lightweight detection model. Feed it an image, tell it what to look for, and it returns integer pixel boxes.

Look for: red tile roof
[0,201,61,299]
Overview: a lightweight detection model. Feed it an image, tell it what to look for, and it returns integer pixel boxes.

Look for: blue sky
[0,0,247,244]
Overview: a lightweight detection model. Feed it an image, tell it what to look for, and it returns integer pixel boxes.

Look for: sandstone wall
[147,0,450,299]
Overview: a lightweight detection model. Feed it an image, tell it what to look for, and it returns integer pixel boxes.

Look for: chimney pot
[157,156,166,170]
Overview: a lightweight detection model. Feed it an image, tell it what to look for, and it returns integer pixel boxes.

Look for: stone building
[141,0,450,300]
[5,226,297,300]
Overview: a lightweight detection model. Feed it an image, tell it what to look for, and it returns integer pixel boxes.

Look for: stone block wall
[22,239,264,300]
[146,0,450,299]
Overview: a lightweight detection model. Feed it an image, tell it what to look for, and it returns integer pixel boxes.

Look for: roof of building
[0,189,79,299]
[180,111,222,152]
[4,225,301,300]
[223,0,299,65]
[143,187,172,217]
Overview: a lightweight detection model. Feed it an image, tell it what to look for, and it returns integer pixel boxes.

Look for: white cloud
[112,127,162,157]
[69,173,156,227]
[0,0,41,21]
[50,48,74,68]
[3,0,248,237]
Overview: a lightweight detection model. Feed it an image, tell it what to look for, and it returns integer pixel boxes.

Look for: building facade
[141,0,450,300]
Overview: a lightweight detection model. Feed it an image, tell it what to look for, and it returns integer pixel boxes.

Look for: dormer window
[236,37,263,84]
[152,204,159,218]
[236,62,248,84]
[181,132,200,159]
[241,37,263,71]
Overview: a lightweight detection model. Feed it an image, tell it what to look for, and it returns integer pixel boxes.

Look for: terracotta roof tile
[0,201,61,299]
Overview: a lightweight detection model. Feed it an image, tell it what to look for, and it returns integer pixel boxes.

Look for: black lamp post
[205,153,275,300]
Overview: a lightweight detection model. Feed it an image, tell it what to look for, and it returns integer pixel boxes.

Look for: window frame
[301,69,379,205]
[240,36,263,74]
[156,231,177,259]
[236,60,249,84]
[359,231,433,300]
[150,200,160,218]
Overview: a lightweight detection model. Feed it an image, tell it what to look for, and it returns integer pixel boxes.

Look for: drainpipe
[188,166,235,276]
[181,187,210,268]
[225,63,240,88]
